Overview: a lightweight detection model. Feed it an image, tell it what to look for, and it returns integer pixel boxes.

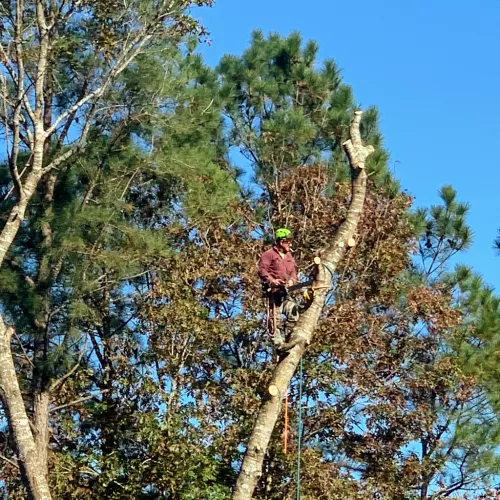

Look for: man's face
[279,239,292,252]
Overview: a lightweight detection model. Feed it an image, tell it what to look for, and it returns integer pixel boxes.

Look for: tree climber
[258,228,300,346]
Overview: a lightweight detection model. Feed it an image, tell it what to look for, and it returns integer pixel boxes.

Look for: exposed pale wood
[268,385,279,397]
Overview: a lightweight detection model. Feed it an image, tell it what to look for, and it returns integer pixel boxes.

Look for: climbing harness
[273,301,278,339]
[263,279,312,346]
[265,299,270,334]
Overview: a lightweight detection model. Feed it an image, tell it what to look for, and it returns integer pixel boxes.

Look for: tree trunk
[232,111,374,499]
[0,132,53,499]
[0,4,166,496]
[0,139,46,268]
[34,391,50,484]
[0,320,52,500]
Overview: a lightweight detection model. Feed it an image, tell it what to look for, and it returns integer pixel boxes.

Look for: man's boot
[273,328,285,347]
[283,300,299,323]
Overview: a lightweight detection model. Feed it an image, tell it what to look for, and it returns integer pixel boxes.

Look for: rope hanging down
[296,357,303,500]
[284,391,289,454]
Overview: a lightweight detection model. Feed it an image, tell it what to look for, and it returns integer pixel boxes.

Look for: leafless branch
[49,338,88,392]
[50,390,109,413]
[46,30,153,137]
[0,452,20,470]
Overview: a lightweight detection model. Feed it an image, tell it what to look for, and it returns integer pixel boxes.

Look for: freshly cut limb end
[268,385,279,397]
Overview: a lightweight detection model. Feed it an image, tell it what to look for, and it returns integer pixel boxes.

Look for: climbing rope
[296,357,303,500]
[284,390,289,454]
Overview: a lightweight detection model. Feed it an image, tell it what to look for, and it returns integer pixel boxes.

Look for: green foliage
[494,229,500,254]
[410,188,500,495]
[218,30,398,195]
[411,185,472,280]
[0,10,237,497]
[0,18,498,500]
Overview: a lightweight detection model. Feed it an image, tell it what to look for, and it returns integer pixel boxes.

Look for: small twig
[0,453,20,470]
[13,329,34,368]
[50,389,109,413]
[119,167,140,201]
[201,98,214,115]
[49,337,88,392]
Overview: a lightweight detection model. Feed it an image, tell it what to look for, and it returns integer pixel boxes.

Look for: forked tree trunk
[232,111,374,499]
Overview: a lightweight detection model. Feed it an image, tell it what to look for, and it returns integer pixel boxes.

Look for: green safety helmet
[275,227,292,240]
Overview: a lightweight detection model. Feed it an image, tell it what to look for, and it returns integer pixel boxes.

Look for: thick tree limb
[14,0,36,126]
[232,110,374,499]
[34,0,50,118]
[33,392,50,489]
[46,32,153,137]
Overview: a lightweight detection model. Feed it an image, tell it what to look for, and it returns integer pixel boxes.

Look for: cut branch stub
[268,385,279,397]
[342,110,375,169]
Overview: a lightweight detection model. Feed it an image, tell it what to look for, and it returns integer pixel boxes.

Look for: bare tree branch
[0,452,20,470]
[50,390,109,413]
[46,31,153,137]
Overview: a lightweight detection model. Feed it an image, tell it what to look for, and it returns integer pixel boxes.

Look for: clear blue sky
[196,0,500,290]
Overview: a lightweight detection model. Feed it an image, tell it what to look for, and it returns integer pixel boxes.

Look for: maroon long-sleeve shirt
[258,246,297,285]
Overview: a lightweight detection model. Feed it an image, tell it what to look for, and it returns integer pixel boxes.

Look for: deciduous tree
[0,2,212,497]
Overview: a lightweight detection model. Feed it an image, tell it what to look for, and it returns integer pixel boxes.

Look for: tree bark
[0,8,54,488]
[0,140,51,498]
[0,319,52,500]
[232,111,374,499]
[34,392,50,484]
[0,155,45,268]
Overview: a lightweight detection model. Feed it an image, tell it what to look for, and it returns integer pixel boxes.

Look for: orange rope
[284,391,289,455]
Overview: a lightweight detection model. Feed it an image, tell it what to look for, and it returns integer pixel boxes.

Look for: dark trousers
[264,287,298,344]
